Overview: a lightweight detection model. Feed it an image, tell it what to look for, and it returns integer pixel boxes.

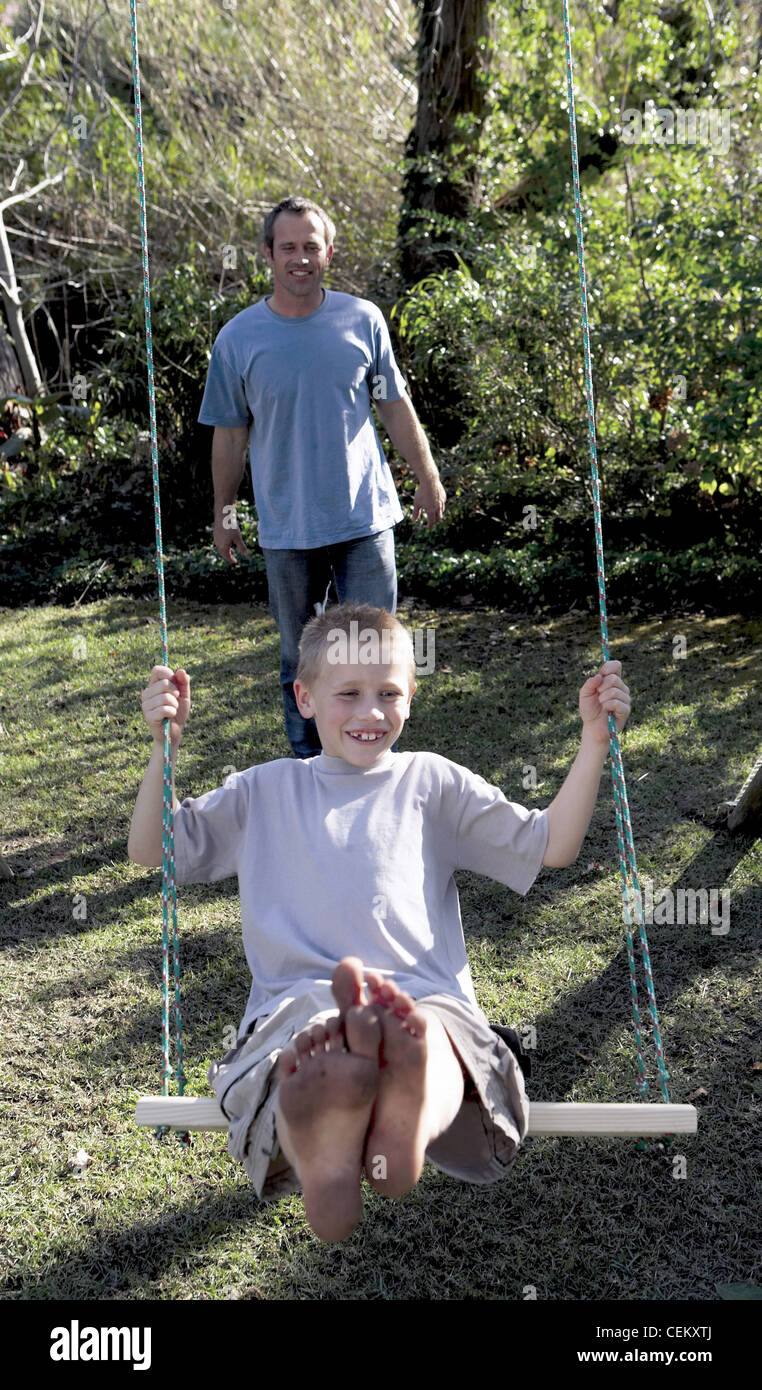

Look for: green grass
[1,598,760,1301]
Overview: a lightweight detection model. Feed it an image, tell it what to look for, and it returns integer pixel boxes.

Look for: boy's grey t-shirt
[197,289,406,549]
[174,750,549,1033]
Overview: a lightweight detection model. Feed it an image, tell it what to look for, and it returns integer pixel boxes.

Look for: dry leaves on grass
[68,1149,93,1176]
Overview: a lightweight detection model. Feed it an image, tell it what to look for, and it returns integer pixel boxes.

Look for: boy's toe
[325,1015,345,1051]
[390,989,415,1018]
[294,1030,313,1063]
[345,1004,382,1062]
[364,969,385,999]
[279,1045,299,1078]
[332,957,365,1013]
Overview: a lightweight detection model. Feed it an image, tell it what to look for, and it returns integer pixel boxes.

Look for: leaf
[715,1283,762,1300]
[69,1148,93,1175]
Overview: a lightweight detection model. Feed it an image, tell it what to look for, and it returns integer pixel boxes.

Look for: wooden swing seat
[135,1095,697,1136]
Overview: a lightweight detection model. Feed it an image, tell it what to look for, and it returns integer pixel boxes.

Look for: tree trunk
[0,316,24,397]
[0,207,44,397]
[398,0,492,288]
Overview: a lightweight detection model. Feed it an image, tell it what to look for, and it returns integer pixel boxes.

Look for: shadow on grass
[4,814,758,1101]
[2,1118,730,1302]
[520,874,760,1102]
[0,840,178,952]
[0,1184,271,1301]
[29,917,250,1074]
[473,822,760,1100]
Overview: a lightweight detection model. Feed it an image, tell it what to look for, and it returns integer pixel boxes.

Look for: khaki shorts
[208,985,530,1200]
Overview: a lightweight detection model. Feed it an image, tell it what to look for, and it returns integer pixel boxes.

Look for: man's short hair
[262,197,336,253]
[296,602,416,691]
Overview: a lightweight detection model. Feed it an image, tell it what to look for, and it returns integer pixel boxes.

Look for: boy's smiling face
[294,656,416,765]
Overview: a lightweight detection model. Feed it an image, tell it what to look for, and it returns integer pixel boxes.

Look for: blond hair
[296,602,416,690]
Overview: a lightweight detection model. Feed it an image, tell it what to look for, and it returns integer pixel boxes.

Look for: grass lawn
[1,597,760,1301]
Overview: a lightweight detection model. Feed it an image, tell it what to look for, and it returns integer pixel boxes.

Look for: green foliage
[383,0,762,601]
[0,334,266,605]
[387,219,761,608]
[0,395,151,604]
[3,1,761,613]
[94,248,270,544]
[396,536,759,613]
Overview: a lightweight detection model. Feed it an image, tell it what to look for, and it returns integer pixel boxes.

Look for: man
[198,194,446,757]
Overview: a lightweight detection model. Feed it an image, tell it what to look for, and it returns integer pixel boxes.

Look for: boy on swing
[129,602,630,1242]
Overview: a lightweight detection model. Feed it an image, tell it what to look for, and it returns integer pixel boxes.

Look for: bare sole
[277,1006,380,1241]
[363,989,430,1198]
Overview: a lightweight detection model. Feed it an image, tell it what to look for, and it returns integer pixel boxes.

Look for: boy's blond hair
[296,603,416,691]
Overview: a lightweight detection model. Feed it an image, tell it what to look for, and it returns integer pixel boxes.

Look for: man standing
[199,195,445,756]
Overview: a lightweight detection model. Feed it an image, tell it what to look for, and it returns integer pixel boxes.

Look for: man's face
[263,210,333,300]
[294,657,416,766]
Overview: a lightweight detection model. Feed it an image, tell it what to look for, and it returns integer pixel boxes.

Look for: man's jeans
[262,528,397,757]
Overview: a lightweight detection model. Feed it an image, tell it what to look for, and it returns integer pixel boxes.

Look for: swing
[128,0,697,1142]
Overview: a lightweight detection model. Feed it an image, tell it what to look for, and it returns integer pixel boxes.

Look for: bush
[93,247,271,547]
[396,536,760,614]
[388,214,762,571]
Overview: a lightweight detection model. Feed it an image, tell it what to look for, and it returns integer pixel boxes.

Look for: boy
[128,602,630,1242]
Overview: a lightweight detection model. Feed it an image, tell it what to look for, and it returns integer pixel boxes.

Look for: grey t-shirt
[174,749,549,1032]
[197,289,406,549]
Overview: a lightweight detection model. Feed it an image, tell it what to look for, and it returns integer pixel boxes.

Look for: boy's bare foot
[276,1006,380,1242]
[362,974,430,1198]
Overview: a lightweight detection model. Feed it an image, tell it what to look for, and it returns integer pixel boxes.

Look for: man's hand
[141,666,191,748]
[412,474,447,528]
[212,426,249,562]
[579,660,631,745]
[214,517,250,564]
[374,394,446,528]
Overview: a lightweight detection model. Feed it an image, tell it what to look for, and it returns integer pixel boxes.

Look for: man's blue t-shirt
[198,289,407,549]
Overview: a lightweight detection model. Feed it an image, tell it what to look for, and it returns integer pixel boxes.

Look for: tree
[0,2,52,394]
[398,0,492,287]
[0,1,419,394]
[491,0,727,219]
